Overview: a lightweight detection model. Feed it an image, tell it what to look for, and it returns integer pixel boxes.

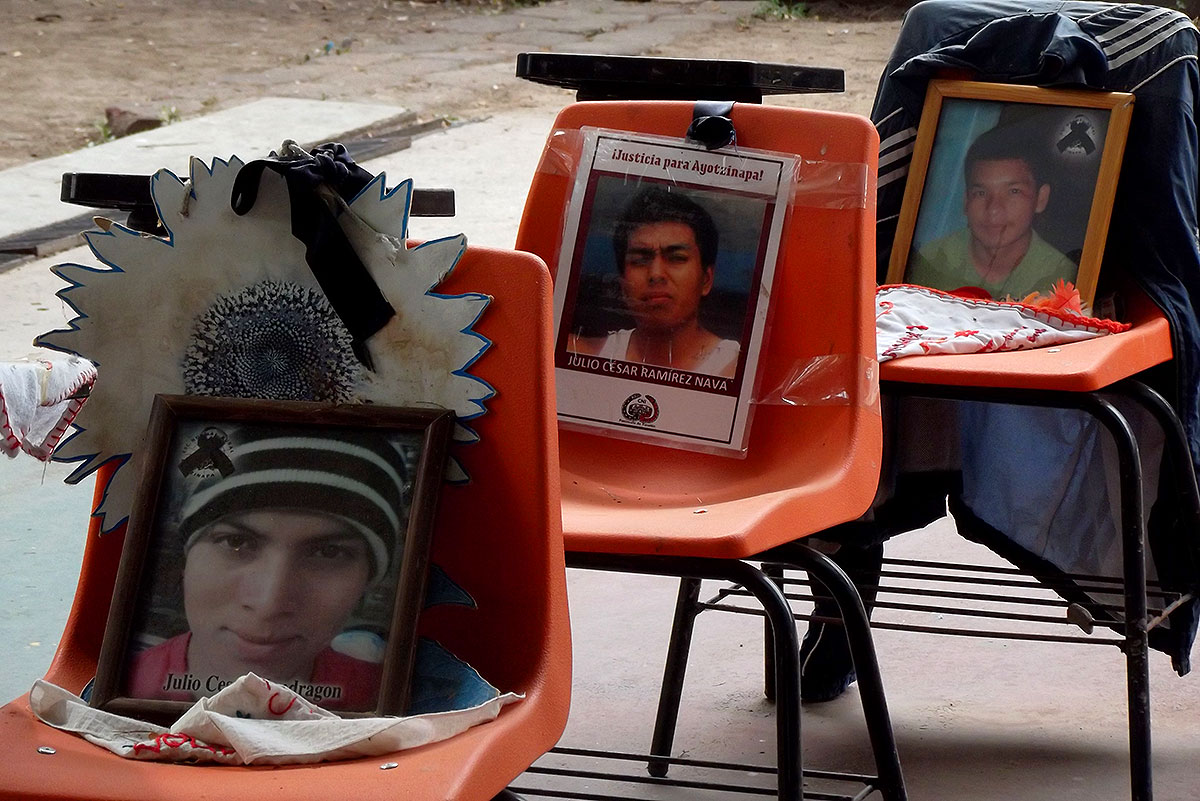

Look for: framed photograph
[551,128,794,453]
[886,80,1133,307]
[92,395,454,721]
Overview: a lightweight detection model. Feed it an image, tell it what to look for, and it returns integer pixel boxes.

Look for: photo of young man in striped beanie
[124,423,414,711]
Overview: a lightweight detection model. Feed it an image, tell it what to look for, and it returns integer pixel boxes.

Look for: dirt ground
[0,0,905,172]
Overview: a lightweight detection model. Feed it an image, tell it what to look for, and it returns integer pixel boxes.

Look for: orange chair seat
[880,287,1172,391]
[559,406,879,558]
[0,696,533,801]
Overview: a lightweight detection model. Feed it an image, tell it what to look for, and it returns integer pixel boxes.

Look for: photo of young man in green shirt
[908,124,1077,299]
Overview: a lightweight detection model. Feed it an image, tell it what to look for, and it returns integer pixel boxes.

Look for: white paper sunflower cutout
[37,154,493,533]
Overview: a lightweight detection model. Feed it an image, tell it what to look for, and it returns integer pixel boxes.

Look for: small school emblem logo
[621,393,660,424]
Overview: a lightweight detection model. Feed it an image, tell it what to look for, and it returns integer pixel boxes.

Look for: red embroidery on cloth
[881,283,1130,334]
[132,732,235,757]
[267,692,298,716]
[880,330,925,359]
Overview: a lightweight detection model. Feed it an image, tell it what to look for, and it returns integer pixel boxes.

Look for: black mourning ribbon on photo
[686,101,737,151]
[230,143,395,371]
[178,427,235,479]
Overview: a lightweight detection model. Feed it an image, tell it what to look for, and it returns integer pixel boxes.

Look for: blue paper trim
[350,172,413,240]
[423,563,477,610]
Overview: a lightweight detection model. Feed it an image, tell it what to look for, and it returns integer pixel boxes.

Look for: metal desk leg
[776,542,907,801]
[1082,394,1152,801]
[568,553,807,801]
[648,578,703,778]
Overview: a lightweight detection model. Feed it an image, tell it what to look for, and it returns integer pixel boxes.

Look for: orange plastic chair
[0,245,570,801]
[513,100,905,801]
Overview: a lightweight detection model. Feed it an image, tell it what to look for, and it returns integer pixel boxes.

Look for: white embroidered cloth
[30,674,522,765]
[0,356,96,460]
[876,285,1129,362]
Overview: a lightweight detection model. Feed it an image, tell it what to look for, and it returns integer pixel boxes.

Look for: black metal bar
[818,583,1093,608]
[514,53,844,104]
[648,578,703,777]
[60,172,455,220]
[819,598,1102,627]
[843,618,1121,645]
[523,764,778,795]
[514,745,888,801]
[873,569,1170,599]
[773,543,907,801]
[1145,593,1195,631]
[707,596,1080,627]
[1081,395,1152,801]
[507,786,851,801]
[763,562,786,702]
[1122,380,1200,532]
[566,552,810,801]
[698,601,1126,645]
[722,582,1129,612]
[748,562,1176,600]
[552,745,779,773]
[548,744,874,784]
[718,572,1176,608]
[493,791,526,801]
[880,556,1171,588]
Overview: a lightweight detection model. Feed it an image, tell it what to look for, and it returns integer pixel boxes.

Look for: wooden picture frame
[886,80,1133,307]
[92,395,454,721]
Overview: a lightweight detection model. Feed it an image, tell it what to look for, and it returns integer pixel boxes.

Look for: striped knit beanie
[178,427,409,583]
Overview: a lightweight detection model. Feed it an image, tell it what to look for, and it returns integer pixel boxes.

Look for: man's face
[620,221,714,333]
[963,158,1050,252]
[183,509,373,682]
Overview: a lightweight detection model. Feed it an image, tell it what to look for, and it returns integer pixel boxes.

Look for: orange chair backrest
[517,101,882,558]
[45,245,569,707]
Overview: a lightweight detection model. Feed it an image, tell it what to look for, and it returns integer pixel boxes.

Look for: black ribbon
[231,143,394,370]
[178,427,235,479]
[686,101,737,150]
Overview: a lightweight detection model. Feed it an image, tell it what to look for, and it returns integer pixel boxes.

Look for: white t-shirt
[596,329,739,377]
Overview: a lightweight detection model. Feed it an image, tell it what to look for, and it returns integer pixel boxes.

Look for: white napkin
[876,285,1128,362]
[29,674,522,765]
[0,355,96,460]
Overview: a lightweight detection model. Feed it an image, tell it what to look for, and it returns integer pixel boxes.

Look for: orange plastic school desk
[512,100,906,801]
[878,283,1187,801]
[0,245,570,801]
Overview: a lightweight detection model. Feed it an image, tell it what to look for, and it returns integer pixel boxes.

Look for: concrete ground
[0,2,1197,799]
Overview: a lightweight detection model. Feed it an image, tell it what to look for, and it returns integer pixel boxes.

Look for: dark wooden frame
[92,394,454,721]
[886,80,1134,307]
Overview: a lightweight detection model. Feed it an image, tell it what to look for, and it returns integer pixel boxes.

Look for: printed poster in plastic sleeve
[551,128,793,454]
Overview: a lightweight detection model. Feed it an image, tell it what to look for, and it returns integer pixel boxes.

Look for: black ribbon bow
[686,101,737,150]
[231,143,395,370]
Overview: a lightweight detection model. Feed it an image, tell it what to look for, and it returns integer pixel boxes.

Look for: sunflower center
[183,280,360,402]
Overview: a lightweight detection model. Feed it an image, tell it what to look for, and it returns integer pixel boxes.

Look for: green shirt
[908,228,1078,299]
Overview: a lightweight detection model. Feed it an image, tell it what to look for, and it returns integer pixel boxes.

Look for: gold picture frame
[886,80,1133,307]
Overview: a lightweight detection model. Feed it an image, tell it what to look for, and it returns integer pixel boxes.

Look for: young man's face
[963,158,1051,253]
[183,509,373,683]
[620,221,714,333]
